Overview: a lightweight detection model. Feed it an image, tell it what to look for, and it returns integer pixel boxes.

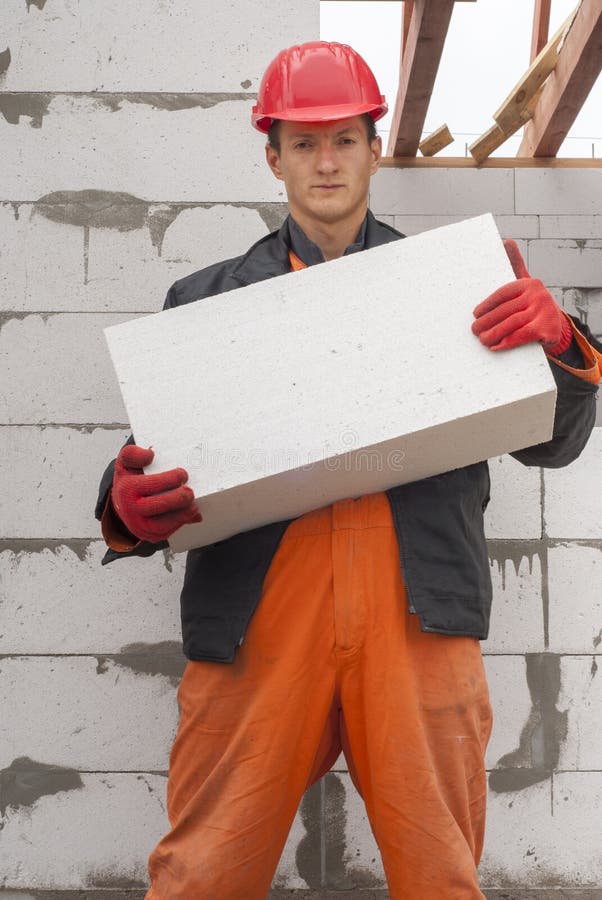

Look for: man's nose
[316,143,338,172]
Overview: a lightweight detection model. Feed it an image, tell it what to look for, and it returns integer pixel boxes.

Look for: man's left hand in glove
[471,238,573,356]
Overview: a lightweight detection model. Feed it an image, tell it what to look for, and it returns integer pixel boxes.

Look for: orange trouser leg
[146,493,492,899]
[328,496,493,898]
[146,518,341,900]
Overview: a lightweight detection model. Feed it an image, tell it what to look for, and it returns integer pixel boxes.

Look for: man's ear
[370,135,382,174]
[265,144,284,181]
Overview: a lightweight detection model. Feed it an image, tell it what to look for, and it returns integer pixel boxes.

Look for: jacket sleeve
[94,284,179,565]
[510,317,599,469]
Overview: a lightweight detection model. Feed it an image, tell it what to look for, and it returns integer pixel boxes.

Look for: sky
[320,0,601,158]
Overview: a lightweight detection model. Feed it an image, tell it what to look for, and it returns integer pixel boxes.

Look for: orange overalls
[143,251,503,898]
[145,493,493,898]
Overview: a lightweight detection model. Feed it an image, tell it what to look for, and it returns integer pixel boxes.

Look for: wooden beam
[531,0,552,62]
[419,123,454,156]
[470,86,544,164]
[494,6,578,135]
[402,1,414,55]
[518,0,602,157]
[380,156,602,168]
[387,0,456,157]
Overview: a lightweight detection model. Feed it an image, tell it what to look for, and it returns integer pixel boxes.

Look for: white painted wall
[1,0,602,893]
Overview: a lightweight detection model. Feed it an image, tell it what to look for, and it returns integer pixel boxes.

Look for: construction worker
[96,42,600,899]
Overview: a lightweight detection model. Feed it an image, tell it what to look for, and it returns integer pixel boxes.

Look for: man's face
[265,116,382,228]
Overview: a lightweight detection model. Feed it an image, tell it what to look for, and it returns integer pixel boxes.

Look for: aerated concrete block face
[485,551,544,654]
[547,543,602,654]
[0,426,130,538]
[0,542,183,654]
[106,214,557,550]
[544,428,602,539]
[1,96,285,202]
[370,167,515,216]
[0,0,319,92]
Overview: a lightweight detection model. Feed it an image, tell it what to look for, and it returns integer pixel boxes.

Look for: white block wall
[2,2,602,895]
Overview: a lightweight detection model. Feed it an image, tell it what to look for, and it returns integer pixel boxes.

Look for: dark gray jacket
[96,212,598,662]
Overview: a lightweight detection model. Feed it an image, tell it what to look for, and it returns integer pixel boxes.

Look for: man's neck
[289,207,368,261]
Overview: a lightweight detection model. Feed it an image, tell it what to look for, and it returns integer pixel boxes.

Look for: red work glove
[471,239,572,355]
[111,444,202,543]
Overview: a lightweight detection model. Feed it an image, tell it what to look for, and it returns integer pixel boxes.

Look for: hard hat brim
[252,101,388,134]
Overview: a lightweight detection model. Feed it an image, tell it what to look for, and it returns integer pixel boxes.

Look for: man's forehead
[279,118,365,138]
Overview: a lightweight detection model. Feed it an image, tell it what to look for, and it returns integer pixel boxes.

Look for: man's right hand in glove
[111,444,202,543]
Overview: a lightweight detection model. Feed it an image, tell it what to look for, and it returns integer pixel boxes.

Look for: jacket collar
[230,209,404,287]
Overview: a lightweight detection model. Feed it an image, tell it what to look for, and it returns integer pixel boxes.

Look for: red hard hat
[252,41,387,133]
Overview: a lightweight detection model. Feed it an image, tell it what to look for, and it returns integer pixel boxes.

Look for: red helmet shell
[252,41,387,133]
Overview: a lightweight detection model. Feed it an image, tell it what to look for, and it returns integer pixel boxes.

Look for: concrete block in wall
[548,543,602,654]
[562,286,602,338]
[540,215,602,239]
[390,215,539,240]
[485,550,544,653]
[544,428,602,539]
[479,780,553,885]
[321,774,386,889]
[483,773,602,885]
[0,203,84,311]
[105,215,557,550]
[528,240,602,288]
[0,425,129,538]
[0,96,284,203]
[558,656,602,771]
[484,454,542,540]
[0,313,133,424]
[515,169,602,216]
[483,656,534,771]
[0,770,165,888]
[0,0,319,92]
[271,808,313,890]
[0,657,179,771]
[549,772,602,883]
[1,202,276,314]
[0,541,183,654]
[370,168,514,216]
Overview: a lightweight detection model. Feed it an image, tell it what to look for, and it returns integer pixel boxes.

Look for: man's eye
[294,141,311,149]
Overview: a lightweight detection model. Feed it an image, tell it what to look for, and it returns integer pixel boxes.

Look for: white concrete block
[0,313,132,424]
[370,168,514,215]
[493,216,540,240]
[333,774,386,887]
[544,428,602,539]
[0,0,318,92]
[271,808,311,890]
[540,215,602,240]
[561,286,602,336]
[484,454,542,540]
[549,772,602,883]
[528,240,602,289]
[485,551,544,654]
[558,656,602,770]
[1,202,273,313]
[1,95,284,202]
[392,214,465,235]
[105,215,557,550]
[0,425,129,538]
[484,656,533,771]
[0,203,84,310]
[480,780,554,885]
[0,771,165,888]
[392,215,538,241]
[0,657,179,770]
[0,541,183,654]
[548,543,602,654]
[515,169,602,216]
